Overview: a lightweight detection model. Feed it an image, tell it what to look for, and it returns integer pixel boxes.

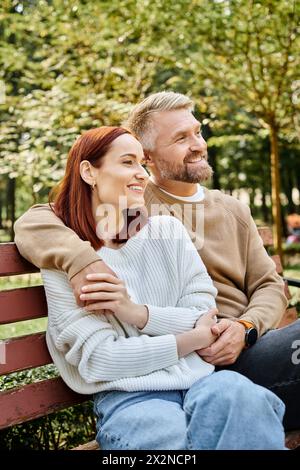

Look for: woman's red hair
[49,126,141,249]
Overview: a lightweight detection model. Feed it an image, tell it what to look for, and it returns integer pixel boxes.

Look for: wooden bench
[258,227,300,450]
[257,227,299,328]
[0,243,99,450]
[0,231,299,450]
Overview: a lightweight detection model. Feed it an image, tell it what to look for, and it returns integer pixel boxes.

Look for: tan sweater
[14,181,287,335]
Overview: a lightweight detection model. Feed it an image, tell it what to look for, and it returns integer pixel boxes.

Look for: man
[14,91,300,430]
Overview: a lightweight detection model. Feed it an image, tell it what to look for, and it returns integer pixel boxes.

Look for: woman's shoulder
[147,215,188,242]
[148,214,184,230]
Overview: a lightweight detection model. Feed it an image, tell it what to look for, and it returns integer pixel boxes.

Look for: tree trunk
[204,124,220,189]
[284,167,296,214]
[249,188,255,214]
[261,185,270,224]
[209,148,220,190]
[7,177,16,241]
[269,124,283,262]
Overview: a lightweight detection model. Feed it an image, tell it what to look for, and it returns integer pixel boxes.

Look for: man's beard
[156,152,213,184]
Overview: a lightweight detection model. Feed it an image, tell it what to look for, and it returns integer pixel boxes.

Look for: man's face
[148,109,213,183]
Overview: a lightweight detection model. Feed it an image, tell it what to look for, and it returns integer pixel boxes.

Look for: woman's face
[92,134,149,210]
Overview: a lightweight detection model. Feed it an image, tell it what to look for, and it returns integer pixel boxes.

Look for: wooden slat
[0,377,90,429]
[271,254,283,275]
[0,243,38,276]
[0,286,47,324]
[278,307,298,329]
[284,277,300,288]
[0,333,51,375]
[285,430,300,450]
[258,226,273,247]
[72,440,99,451]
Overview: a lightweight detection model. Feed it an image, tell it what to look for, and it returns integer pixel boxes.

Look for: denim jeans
[220,319,300,430]
[93,370,286,450]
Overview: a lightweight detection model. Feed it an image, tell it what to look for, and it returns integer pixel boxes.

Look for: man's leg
[183,370,286,449]
[93,390,187,450]
[220,320,300,430]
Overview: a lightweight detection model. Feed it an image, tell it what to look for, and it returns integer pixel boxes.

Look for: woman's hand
[193,309,219,349]
[176,309,219,358]
[195,308,218,330]
[80,273,148,328]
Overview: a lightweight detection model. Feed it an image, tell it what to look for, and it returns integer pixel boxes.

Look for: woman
[42,126,286,450]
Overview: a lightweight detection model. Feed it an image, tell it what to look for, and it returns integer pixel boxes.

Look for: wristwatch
[237,320,258,348]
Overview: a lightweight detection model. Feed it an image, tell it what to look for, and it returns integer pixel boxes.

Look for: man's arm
[241,214,287,336]
[14,204,101,280]
[197,208,288,366]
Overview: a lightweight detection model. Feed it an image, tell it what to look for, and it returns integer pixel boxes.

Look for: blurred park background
[0,0,300,449]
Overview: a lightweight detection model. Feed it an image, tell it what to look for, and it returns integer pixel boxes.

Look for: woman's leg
[183,370,286,450]
[93,390,187,450]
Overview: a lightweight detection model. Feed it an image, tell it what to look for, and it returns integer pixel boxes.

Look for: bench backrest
[257,227,298,328]
[0,243,89,431]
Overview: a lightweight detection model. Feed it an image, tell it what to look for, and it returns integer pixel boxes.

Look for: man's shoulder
[206,189,251,226]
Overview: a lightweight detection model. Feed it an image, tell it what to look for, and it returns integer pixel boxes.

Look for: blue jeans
[93,370,286,450]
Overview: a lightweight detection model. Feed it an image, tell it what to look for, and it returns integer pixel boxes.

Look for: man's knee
[185,370,284,416]
[185,370,252,410]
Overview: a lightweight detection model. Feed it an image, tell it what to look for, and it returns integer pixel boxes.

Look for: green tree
[181,0,300,260]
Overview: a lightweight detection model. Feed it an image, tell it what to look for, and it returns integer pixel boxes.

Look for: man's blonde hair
[124,91,194,151]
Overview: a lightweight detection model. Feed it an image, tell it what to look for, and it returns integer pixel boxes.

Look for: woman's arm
[43,269,215,384]
[43,269,178,383]
[81,218,218,336]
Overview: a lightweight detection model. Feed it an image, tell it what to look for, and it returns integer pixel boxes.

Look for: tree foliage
[0,0,299,243]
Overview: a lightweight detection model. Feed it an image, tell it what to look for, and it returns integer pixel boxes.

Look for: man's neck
[150,176,199,197]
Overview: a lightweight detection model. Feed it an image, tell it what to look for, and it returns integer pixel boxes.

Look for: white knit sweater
[42,215,217,394]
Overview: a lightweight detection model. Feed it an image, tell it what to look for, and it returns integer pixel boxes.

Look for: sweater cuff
[140,304,199,336]
[67,246,101,280]
[140,305,171,335]
[147,334,179,369]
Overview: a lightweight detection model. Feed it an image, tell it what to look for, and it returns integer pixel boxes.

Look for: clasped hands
[72,261,245,367]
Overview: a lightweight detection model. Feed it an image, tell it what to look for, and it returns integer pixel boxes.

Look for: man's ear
[143,151,154,167]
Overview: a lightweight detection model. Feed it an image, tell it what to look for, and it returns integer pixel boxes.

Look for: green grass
[284,263,300,278]
[0,229,10,243]
[0,273,42,290]
[0,318,47,340]
[0,273,45,339]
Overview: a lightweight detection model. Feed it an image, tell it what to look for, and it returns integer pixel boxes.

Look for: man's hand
[70,260,117,307]
[196,319,245,366]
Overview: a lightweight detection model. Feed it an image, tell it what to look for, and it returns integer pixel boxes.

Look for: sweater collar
[145,180,212,207]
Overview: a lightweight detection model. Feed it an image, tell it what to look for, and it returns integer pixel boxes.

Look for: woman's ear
[80,160,95,185]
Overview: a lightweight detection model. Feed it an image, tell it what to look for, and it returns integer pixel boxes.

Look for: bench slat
[0,377,90,429]
[257,227,273,247]
[0,286,47,325]
[0,243,38,276]
[0,333,51,375]
[278,306,298,329]
[271,254,283,275]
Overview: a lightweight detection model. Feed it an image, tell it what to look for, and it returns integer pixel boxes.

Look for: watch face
[246,328,258,346]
